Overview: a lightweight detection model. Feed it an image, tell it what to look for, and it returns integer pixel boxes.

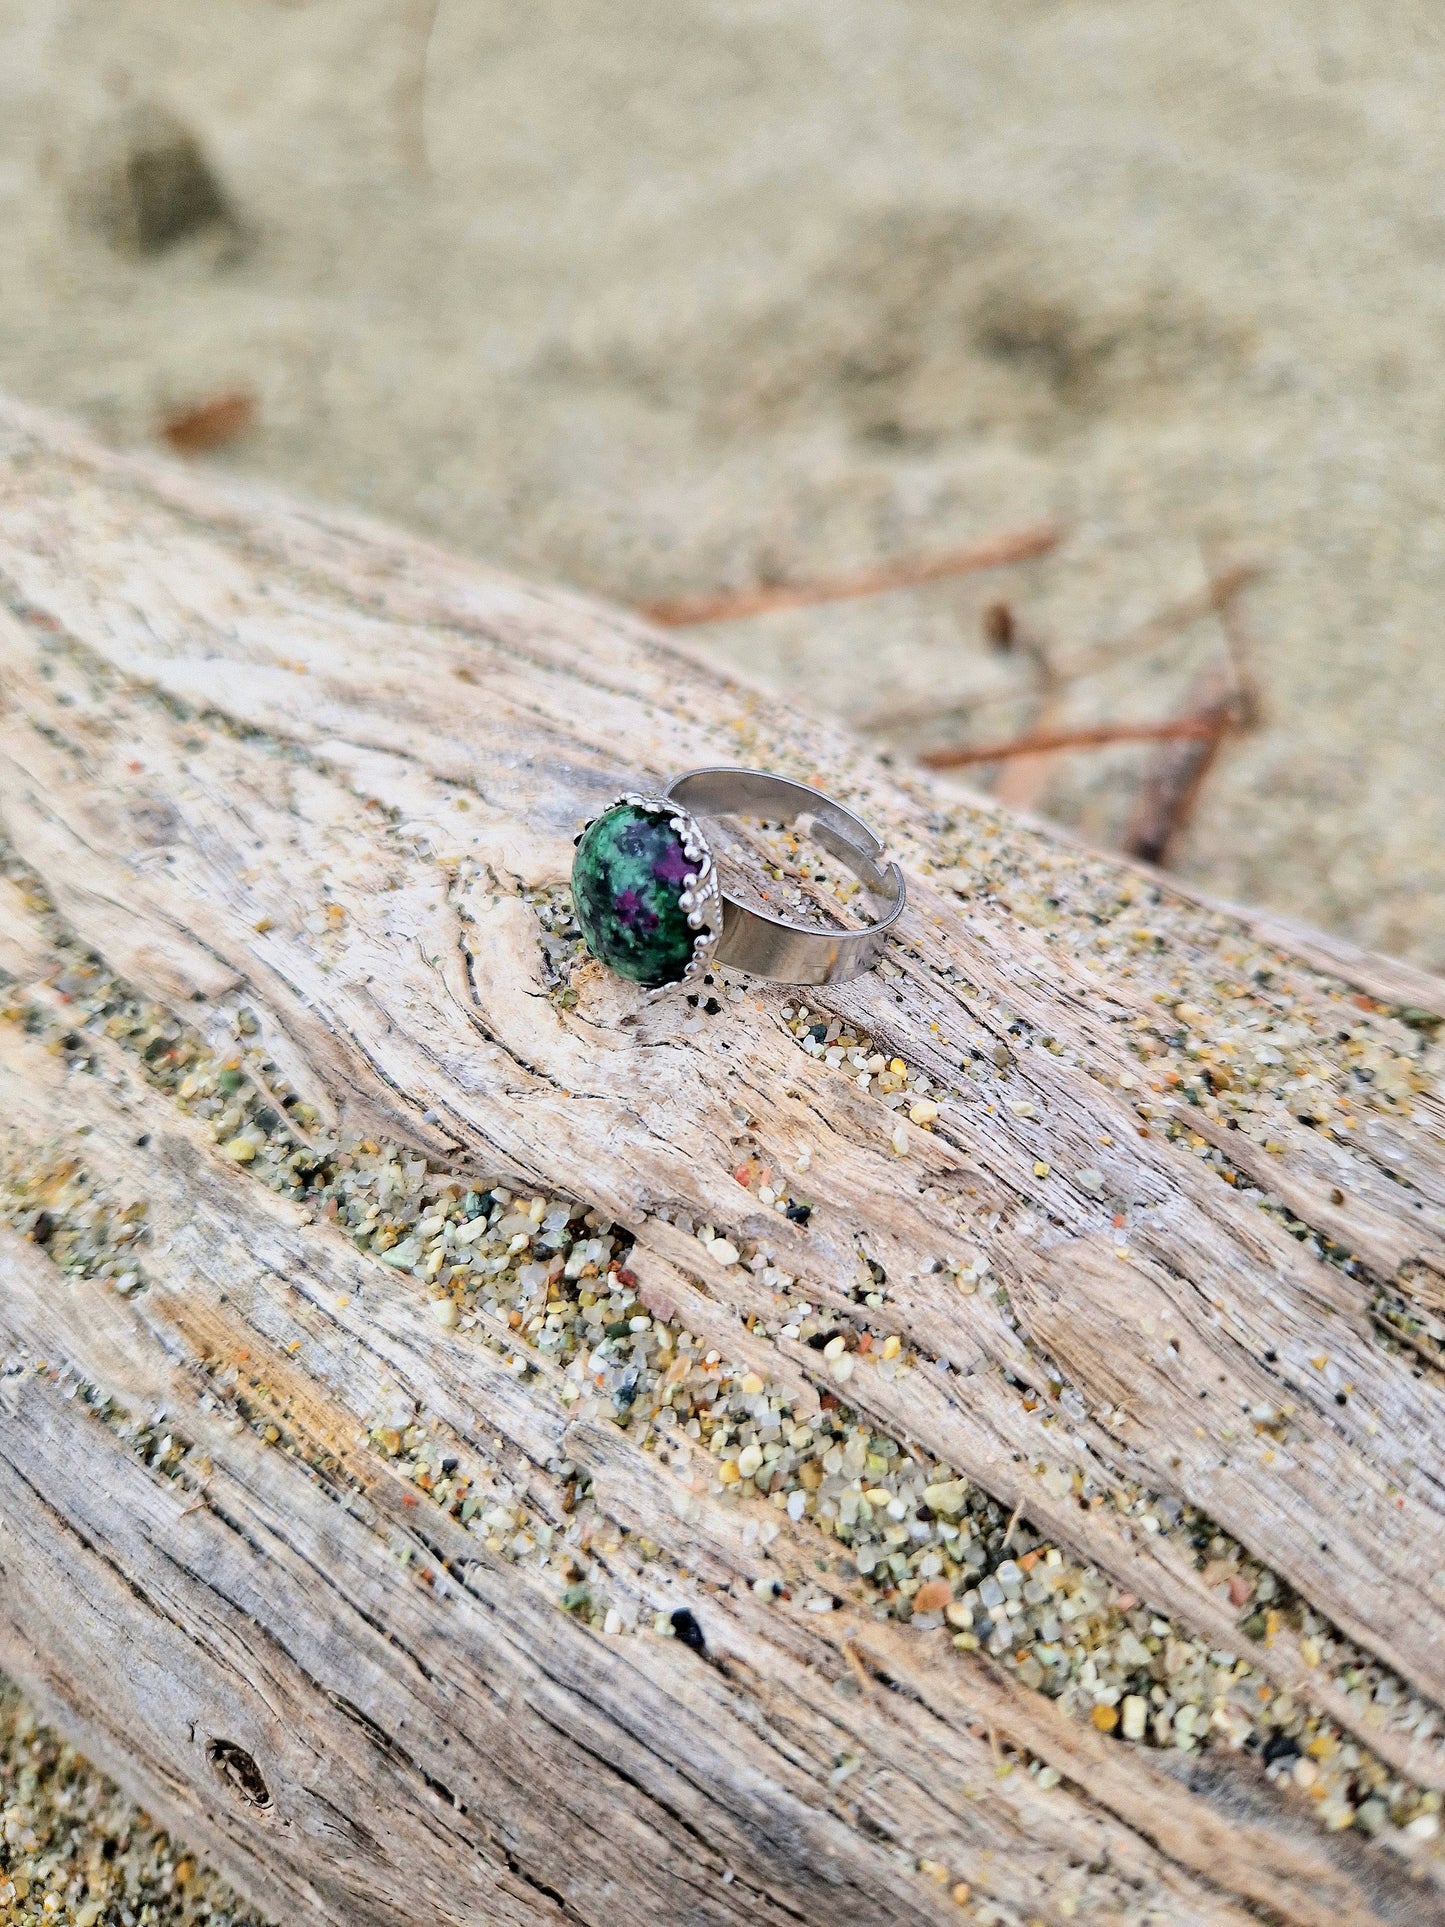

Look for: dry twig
[855,563,1261,740]
[158,391,255,456]
[1049,562,1262,689]
[985,606,1067,811]
[919,716,1217,770]
[1122,556,1263,864]
[638,524,1061,627]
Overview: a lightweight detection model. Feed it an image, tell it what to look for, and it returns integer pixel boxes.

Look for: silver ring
[570,767,906,989]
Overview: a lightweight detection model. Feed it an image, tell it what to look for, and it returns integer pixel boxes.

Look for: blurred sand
[0,0,1442,971]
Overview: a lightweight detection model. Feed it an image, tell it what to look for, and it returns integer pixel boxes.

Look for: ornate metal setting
[617,790,723,986]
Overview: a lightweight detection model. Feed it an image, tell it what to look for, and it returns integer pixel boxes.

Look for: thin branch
[1120,617,1251,862]
[855,561,1261,738]
[158,391,255,456]
[1200,543,1266,733]
[1121,709,1234,866]
[990,614,1065,813]
[1050,562,1263,688]
[919,716,1217,770]
[1121,544,1263,865]
[638,524,1062,627]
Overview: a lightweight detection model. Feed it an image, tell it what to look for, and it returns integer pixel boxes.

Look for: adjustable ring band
[570,766,906,989]
[664,768,905,984]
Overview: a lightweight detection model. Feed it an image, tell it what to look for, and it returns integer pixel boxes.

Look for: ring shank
[664,767,905,985]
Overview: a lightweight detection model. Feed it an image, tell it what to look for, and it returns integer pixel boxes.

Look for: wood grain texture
[0,393,1442,1924]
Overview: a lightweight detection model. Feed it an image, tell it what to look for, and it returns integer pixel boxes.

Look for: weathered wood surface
[0,393,1443,1925]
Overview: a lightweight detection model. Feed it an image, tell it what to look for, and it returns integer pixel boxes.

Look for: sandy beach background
[5,0,1445,966]
[1,1,1443,1918]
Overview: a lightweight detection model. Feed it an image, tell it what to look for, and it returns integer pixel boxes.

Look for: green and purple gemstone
[571,800,710,987]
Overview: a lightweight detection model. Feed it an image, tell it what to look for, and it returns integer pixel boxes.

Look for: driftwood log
[0,394,1444,1927]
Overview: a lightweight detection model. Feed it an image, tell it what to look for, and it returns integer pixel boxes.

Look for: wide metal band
[663,767,906,985]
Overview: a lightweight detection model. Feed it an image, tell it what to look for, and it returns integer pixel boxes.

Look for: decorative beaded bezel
[575,790,723,989]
